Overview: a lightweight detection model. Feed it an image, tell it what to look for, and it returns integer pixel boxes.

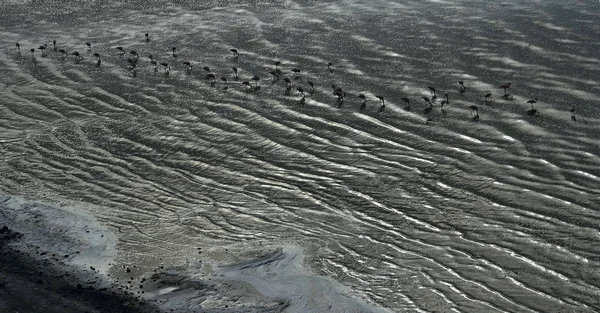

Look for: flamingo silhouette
[358,94,367,111]
[401,97,410,111]
[484,93,492,105]
[93,52,101,67]
[470,105,480,122]
[231,67,238,80]
[526,98,539,116]
[376,96,385,112]
[38,45,47,57]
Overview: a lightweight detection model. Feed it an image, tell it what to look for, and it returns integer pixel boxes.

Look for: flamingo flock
[12,36,578,123]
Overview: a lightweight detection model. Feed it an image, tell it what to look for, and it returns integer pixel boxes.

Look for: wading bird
[160,62,170,76]
[500,82,512,99]
[401,97,410,111]
[38,45,47,57]
[458,81,465,94]
[440,93,449,116]
[85,42,91,51]
[145,33,150,42]
[484,93,492,105]
[526,98,539,116]
[242,81,252,93]
[220,76,228,90]
[422,96,433,114]
[182,61,192,74]
[230,48,239,59]
[149,55,157,71]
[358,94,367,111]
[428,86,437,101]
[52,40,57,51]
[297,87,306,105]
[58,49,67,60]
[231,67,238,80]
[376,95,385,112]
[71,51,83,63]
[292,68,301,80]
[470,105,479,122]
[93,52,101,67]
[16,42,21,55]
[172,47,177,58]
[251,76,261,90]
[29,48,36,64]
[206,73,216,87]
[308,81,315,94]
[116,46,125,56]
[284,77,292,95]
[327,62,333,73]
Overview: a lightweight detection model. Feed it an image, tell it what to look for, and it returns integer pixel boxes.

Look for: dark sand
[0,225,162,313]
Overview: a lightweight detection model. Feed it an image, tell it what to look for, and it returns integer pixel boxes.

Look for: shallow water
[1,0,599,312]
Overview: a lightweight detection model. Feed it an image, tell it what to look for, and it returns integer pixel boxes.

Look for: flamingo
[284,77,292,95]
[160,62,170,76]
[242,81,252,93]
[206,73,216,87]
[470,105,480,122]
[428,86,437,101]
[332,85,345,107]
[38,45,47,57]
[52,40,57,51]
[458,81,465,94]
[85,42,91,51]
[251,76,261,90]
[29,48,36,64]
[500,82,512,98]
[129,50,139,61]
[230,48,239,58]
[58,49,67,60]
[275,61,281,70]
[422,96,433,114]
[93,52,101,67]
[308,81,315,94]
[327,62,333,73]
[231,67,238,80]
[182,61,193,74]
[526,98,539,116]
[401,97,410,111]
[71,51,83,62]
[149,55,157,71]
[484,93,492,105]
[440,93,449,106]
[145,33,150,42]
[16,42,21,55]
[440,93,449,116]
[297,87,306,105]
[376,95,385,112]
[358,94,367,111]
[220,76,228,90]
[292,68,301,80]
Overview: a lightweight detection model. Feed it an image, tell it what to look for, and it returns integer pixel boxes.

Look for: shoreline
[0,225,162,313]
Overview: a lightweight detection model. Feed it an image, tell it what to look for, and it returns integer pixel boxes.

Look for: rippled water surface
[1,0,600,312]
